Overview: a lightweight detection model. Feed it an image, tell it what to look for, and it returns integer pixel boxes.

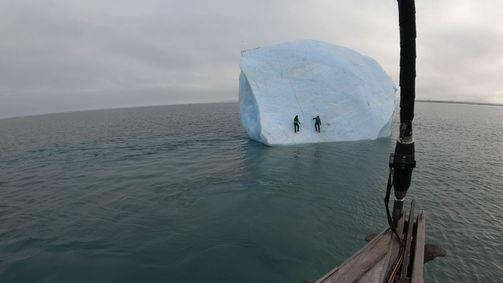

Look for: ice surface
[239,40,396,146]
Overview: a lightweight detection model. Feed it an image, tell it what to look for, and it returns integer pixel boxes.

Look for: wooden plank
[357,255,388,282]
[411,211,426,283]
[316,229,393,283]
[400,200,416,280]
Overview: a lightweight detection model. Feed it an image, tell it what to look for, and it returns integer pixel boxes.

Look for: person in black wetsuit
[313,115,321,132]
[293,115,300,133]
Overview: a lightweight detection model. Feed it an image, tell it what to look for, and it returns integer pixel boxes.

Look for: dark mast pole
[398,0,416,133]
[391,0,417,222]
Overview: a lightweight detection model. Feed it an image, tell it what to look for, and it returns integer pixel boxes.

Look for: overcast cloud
[1,0,502,118]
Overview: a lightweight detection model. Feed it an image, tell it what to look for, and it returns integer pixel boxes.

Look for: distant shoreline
[1,99,501,120]
[0,101,237,121]
[416,99,503,107]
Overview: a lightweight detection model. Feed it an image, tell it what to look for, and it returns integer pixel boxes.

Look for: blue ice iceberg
[239,40,396,146]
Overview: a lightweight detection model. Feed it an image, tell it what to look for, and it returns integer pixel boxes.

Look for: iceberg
[239,40,396,146]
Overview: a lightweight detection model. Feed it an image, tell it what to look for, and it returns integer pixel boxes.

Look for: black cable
[384,169,399,239]
[384,168,405,282]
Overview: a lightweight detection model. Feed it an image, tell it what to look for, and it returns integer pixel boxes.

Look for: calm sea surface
[0,102,502,282]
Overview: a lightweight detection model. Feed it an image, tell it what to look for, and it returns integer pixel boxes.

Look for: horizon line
[1,99,501,120]
[0,100,238,120]
[416,99,503,107]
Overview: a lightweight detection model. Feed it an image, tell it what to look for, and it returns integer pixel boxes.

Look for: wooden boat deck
[316,202,425,283]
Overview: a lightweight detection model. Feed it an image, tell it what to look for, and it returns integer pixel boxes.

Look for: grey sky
[1,0,502,118]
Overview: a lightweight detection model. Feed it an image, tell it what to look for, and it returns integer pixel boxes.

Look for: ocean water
[0,102,501,282]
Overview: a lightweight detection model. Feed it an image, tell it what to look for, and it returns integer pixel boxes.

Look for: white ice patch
[239,40,396,146]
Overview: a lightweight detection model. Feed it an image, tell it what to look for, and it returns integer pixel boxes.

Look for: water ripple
[0,103,502,282]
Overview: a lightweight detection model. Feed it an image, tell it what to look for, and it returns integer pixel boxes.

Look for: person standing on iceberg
[293,115,301,133]
[313,115,321,132]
